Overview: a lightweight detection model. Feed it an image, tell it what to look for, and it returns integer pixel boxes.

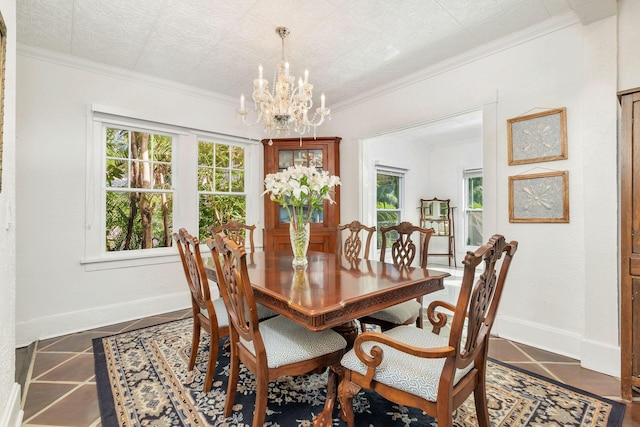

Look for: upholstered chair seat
[240,316,347,369]
[362,300,423,326]
[341,325,474,402]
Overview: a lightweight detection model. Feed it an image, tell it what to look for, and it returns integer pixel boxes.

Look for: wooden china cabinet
[262,137,341,253]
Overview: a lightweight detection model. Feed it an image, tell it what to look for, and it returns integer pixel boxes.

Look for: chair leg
[474,369,491,427]
[224,346,240,418]
[203,330,219,393]
[252,367,269,427]
[189,318,201,370]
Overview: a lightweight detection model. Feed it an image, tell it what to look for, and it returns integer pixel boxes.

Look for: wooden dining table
[203,250,450,426]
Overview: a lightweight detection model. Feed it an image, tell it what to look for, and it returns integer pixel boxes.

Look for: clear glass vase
[289,218,310,268]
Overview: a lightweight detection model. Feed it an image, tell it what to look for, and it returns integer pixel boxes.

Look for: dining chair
[360,221,435,330]
[210,220,256,254]
[338,234,518,427]
[207,233,348,427]
[336,220,376,261]
[174,227,229,393]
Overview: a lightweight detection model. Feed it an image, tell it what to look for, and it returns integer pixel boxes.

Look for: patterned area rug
[93,319,625,427]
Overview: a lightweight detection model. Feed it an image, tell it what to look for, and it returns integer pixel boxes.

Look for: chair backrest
[208,233,263,351]
[445,234,518,376]
[336,220,376,260]
[173,228,215,315]
[379,221,434,268]
[210,220,256,254]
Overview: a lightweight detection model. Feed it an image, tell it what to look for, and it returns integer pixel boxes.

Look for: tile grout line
[30,351,88,381]
[20,340,39,409]
[22,376,97,424]
[507,341,565,383]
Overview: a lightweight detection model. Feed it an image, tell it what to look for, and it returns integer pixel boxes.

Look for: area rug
[93,318,625,426]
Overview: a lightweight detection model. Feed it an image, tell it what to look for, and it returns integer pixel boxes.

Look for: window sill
[81,250,179,271]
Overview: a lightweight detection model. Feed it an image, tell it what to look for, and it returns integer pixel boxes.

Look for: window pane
[198,142,214,166]
[106,159,128,187]
[105,191,173,251]
[215,144,230,168]
[153,135,172,161]
[153,163,172,189]
[106,128,129,158]
[468,177,483,208]
[231,170,244,192]
[376,211,400,249]
[198,168,214,191]
[198,194,246,240]
[467,211,483,246]
[215,169,230,192]
[376,174,400,209]
[231,146,245,168]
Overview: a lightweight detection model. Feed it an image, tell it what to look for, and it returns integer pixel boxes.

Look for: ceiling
[17,0,615,108]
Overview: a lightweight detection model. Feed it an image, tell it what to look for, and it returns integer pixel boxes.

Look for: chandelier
[236,27,330,143]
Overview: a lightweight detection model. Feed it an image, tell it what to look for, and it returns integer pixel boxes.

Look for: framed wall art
[507,107,567,165]
[509,170,569,223]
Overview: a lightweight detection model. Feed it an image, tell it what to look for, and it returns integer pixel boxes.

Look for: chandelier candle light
[237,27,331,144]
[263,165,340,267]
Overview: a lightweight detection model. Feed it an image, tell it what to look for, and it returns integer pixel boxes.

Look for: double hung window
[376,168,405,250]
[464,168,483,247]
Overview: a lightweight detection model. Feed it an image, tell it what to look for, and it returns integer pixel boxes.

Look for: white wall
[323,16,619,375]
[15,49,264,346]
[0,0,21,425]
[618,0,640,91]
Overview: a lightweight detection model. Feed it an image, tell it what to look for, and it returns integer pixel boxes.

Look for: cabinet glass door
[277,148,324,223]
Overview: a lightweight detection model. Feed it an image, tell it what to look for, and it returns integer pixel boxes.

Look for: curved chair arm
[354,331,456,366]
[426,300,458,335]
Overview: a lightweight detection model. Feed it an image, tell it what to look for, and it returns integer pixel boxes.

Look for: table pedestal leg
[313,321,358,426]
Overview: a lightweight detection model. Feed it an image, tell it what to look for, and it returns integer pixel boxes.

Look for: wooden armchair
[173,228,229,393]
[210,220,256,254]
[360,221,434,330]
[336,220,376,261]
[337,235,518,427]
[207,233,347,427]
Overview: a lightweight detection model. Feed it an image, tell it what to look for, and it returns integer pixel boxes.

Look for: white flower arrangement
[263,165,341,223]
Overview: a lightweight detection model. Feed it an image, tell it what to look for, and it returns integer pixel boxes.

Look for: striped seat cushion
[240,316,347,368]
[341,325,473,402]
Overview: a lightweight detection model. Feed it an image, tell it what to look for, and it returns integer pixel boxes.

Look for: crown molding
[17,43,238,107]
[332,11,581,112]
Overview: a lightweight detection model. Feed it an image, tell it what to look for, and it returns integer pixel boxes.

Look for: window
[464,169,483,247]
[197,140,247,240]
[85,107,260,269]
[376,170,404,250]
[105,127,174,251]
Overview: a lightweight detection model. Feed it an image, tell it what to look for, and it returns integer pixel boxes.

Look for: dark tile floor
[16,308,640,426]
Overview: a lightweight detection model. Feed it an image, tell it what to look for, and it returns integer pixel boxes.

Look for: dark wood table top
[204,251,449,331]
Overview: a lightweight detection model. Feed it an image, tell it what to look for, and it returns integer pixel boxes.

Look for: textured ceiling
[17,0,613,108]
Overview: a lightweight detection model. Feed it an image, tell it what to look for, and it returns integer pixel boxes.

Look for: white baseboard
[581,338,620,378]
[16,291,190,347]
[494,314,620,377]
[0,384,23,427]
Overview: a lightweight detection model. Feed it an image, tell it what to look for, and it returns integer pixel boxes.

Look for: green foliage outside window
[198,141,247,240]
[466,175,483,246]
[105,128,173,251]
[376,173,401,249]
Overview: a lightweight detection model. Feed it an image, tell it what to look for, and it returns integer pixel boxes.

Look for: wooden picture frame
[507,108,567,165]
[509,171,569,223]
[0,11,6,192]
